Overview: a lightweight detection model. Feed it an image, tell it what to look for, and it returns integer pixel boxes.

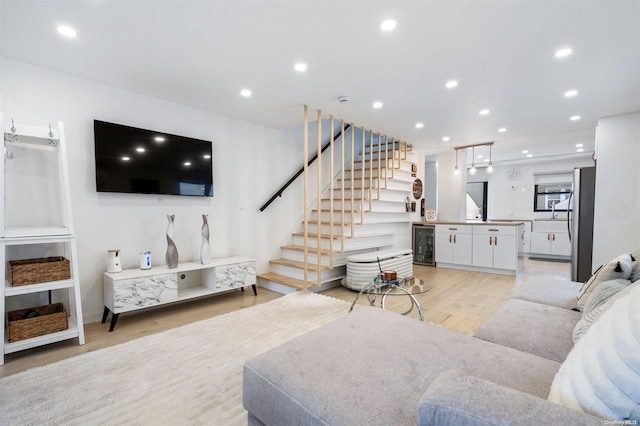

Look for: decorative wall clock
[507,168,521,181]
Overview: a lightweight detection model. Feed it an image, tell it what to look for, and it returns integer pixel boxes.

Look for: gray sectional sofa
[243,273,636,425]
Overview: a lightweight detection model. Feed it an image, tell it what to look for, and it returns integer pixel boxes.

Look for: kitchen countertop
[413,221,525,226]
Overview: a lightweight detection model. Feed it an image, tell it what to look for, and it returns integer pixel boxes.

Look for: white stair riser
[281,247,378,265]
[292,234,393,250]
[320,199,406,212]
[326,189,411,201]
[338,179,411,191]
[306,221,409,238]
[309,211,410,223]
[270,264,345,282]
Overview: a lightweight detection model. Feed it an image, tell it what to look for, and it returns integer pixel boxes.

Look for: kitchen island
[432,221,525,275]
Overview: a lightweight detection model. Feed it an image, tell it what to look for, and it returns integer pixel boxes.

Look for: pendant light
[486,144,494,174]
[453,149,460,175]
[468,146,477,175]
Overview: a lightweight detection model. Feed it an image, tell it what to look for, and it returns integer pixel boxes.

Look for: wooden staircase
[258,138,416,294]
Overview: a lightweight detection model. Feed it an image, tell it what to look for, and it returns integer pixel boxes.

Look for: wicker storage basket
[6,303,68,342]
[7,256,71,286]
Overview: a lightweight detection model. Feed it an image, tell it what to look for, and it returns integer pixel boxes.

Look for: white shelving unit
[0,114,85,365]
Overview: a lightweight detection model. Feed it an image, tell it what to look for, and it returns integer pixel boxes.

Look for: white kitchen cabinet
[435,225,473,266]
[530,220,571,258]
[472,226,518,271]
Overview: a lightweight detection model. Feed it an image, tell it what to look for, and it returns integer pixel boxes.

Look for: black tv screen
[94,120,213,197]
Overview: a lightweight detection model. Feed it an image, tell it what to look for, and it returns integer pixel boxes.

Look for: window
[533,173,572,212]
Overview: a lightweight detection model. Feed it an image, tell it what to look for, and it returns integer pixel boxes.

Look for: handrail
[259,123,352,212]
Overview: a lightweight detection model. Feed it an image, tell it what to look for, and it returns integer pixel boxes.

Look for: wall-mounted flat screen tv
[94,120,213,197]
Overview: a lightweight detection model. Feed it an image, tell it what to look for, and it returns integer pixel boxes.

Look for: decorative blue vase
[166,214,178,268]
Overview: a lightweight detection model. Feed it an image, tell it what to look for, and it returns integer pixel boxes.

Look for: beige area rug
[0,292,353,426]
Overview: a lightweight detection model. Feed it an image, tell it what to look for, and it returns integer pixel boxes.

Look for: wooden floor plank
[1,258,570,377]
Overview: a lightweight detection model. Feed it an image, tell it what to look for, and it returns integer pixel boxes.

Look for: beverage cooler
[412,223,435,266]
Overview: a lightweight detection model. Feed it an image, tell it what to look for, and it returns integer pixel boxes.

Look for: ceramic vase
[166,214,179,268]
[200,214,211,264]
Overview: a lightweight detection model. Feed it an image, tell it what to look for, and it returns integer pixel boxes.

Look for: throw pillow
[549,283,640,421]
[576,254,633,311]
[572,279,637,343]
[631,247,640,282]
[582,279,630,314]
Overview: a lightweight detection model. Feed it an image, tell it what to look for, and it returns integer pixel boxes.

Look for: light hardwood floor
[0,258,569,378]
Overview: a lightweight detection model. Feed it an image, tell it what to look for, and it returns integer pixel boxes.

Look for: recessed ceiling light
[372,101,383,109]
[445,80,458,89]
[526,154,533,158]
[203,154,211,159]
[240,89,252,97]
[576,143,584,148]
[294,62,307,72]
[554,47,573,58]
[415,123,424,129]
[154,136,165,142]
[478,155,484,159]
[577,148,584,152]
[498,127,507,133]
[380,19,396,31]
[570,115,581,121]
[184,162,192,166]
[136,147,145,153]
[56,25,77,38]
[564,90,578,97]
[121,156,130,161]
[522,150,528,154]
[479,109,490,116]
[442,136,450,142]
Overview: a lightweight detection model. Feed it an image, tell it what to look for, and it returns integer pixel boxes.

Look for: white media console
[102,256,256,331]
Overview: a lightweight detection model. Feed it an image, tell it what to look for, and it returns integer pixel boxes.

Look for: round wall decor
[412,178,423,199]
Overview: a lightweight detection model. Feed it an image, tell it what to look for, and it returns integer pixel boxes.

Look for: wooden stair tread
[311,209,404,215]
[281,244,332,255]
[302,220,355,225]
[269,258,330,271]
[257,272,307,290]
[291,232,343,239]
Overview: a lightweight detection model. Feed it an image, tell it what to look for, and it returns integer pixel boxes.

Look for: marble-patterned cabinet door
[215,261,256,290]
[113,273,178,312]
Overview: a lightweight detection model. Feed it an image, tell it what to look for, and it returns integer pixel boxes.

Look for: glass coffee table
[348,276,431,321]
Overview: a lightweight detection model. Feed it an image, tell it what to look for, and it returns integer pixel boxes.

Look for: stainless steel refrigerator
[569,166,596,282]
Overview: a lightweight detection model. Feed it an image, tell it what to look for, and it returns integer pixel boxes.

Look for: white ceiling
[1,1,639,163]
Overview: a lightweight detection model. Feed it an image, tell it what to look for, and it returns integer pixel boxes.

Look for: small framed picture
[425,209,436,221]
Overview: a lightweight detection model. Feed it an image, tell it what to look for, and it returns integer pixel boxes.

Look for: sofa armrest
[417,370,602,426]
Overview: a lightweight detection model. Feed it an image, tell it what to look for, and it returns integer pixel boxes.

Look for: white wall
[592,111,640,267]
[467,156,594,221]
[436,149,466,221]
[0,57,330,322]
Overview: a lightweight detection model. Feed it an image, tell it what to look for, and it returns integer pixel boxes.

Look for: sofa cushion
[474,298,581,362]
[573,280,639,343]
[549,284,640,421]
[418,370,602,426]
[509,276,582,309]
[577,254,633,311]
[243,307,561,426]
